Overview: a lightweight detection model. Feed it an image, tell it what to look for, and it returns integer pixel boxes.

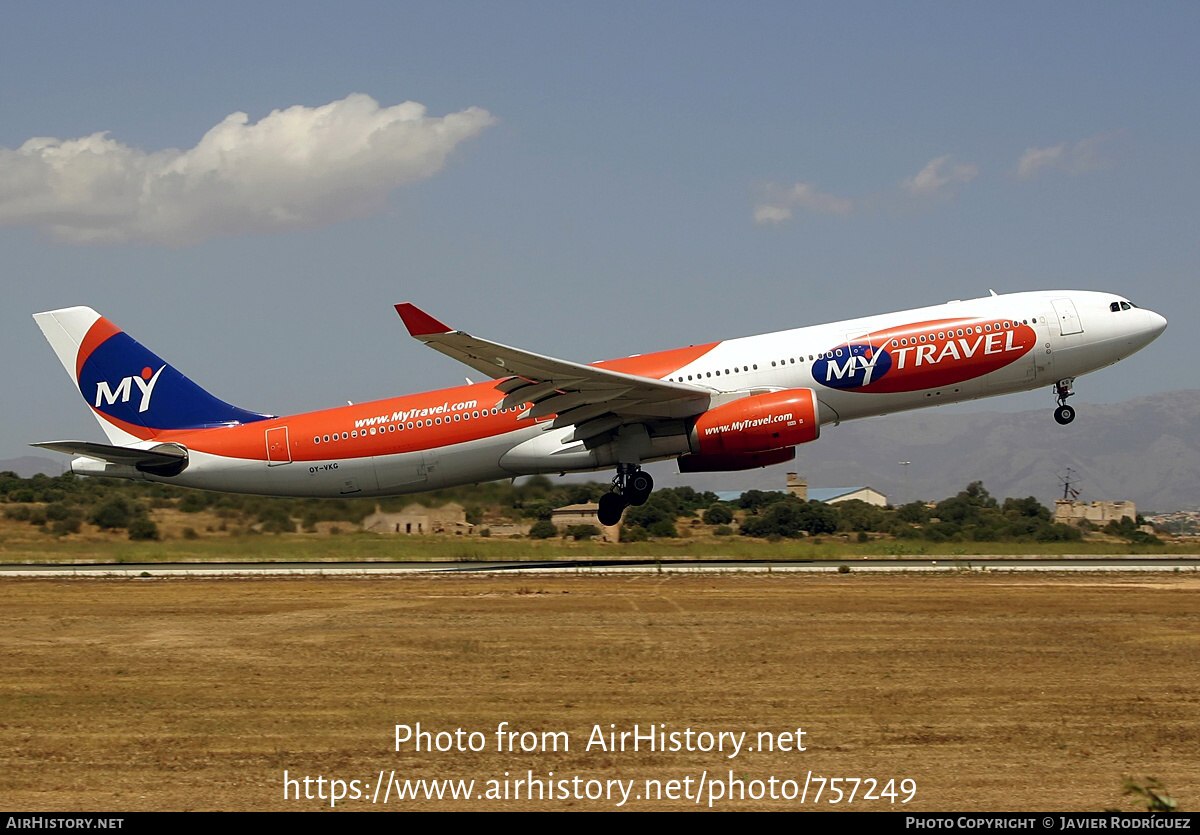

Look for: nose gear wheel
[1053,378,1076,424]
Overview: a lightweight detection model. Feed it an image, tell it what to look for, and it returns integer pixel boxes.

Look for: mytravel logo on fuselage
[812,317,1037,394]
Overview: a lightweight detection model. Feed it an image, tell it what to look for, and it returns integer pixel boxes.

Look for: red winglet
[395,303,453,337]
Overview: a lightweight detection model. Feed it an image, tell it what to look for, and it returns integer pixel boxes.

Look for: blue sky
[3,1,1197,465]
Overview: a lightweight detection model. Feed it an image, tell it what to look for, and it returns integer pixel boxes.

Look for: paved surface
[3,556,1199,576]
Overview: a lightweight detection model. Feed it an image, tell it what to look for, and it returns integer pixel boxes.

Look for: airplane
[32,289,1166,526]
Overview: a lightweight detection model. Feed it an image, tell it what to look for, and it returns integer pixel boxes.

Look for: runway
[3,556,1199,576]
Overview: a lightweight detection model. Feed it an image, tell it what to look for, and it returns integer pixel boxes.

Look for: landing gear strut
[597,464,654,526]
[1053,378,1076,425]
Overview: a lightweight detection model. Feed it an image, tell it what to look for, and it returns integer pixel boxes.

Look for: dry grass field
[1,572,1197,811]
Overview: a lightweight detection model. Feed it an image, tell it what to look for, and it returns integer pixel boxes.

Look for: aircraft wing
[396,304,712,439]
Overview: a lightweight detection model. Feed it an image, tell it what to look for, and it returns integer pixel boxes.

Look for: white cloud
[753,203,796,224]
[753,182,855,225]
[756,155,980,225]
[1016,144,1066,180]
[1016,133,1112,180]
[0,94,495,245]
[902,155,979,197]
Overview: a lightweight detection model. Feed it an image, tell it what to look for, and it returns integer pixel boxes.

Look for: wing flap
[496,376,536,394]
[568,415,626,443]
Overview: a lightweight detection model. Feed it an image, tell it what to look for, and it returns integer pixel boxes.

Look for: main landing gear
[1053,378,1076,425]
[597,464,653,526]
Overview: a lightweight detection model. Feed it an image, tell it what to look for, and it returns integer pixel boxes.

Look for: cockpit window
[1120,301,1132,310]
[1110,302,1120,312]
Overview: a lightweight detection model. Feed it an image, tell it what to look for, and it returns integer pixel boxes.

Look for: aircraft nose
[1144,309,1168,339]
[1127,307,1168,351]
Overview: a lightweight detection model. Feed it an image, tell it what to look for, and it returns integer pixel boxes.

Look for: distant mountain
[665,391,1200,512]
[0,456,65,478]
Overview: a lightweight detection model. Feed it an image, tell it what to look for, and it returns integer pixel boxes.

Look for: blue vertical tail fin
[34,306,274,444]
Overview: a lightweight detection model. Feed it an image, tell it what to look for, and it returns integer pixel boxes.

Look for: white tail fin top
[33,306,102,378]
[33,307,140,444]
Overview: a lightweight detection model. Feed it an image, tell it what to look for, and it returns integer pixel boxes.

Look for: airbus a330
[33,290,1166,525]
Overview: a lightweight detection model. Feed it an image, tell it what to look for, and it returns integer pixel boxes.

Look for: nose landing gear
[1053,378,1076,425]
[597,464,654,526]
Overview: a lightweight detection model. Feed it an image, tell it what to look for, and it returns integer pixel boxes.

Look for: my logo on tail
[94,366,165,413]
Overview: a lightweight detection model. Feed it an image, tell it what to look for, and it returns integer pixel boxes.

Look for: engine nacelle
[677,447,796,473]
[688,388,820,457]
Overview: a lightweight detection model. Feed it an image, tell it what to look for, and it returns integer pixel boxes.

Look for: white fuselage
[65,290,1166,498]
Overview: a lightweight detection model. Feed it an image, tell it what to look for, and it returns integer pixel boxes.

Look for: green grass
[0,531,1195,564]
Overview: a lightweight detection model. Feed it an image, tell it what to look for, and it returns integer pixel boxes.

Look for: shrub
[528,520,558,539]
[179,493,210,513]
[91,498,134,530]
[565,524,600,541]
[128,519,159,541]
[620,525,650,542]
[50,517,82,536]
[6,505,42,523]
[1122,777,1177,812]
[45,502,77,522]
[647,519,678,538]
[258,507,296,534]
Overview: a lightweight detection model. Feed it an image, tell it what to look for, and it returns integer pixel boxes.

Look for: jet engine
[676,388,820,471]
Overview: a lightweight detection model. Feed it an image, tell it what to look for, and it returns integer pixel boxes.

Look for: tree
[935,482,998,525]
[522,500,554,521]
[797,501,839,535]
[897,501,931,524]
[1001,496,1050,521]
[738,489,786,514]
[739,499,837,538]
[655,486,718,516]
[702,504,733,526]
[624,494,677,530]
[833,499,886,532]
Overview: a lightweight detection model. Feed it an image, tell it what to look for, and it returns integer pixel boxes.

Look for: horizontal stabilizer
[32,440,189,476]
